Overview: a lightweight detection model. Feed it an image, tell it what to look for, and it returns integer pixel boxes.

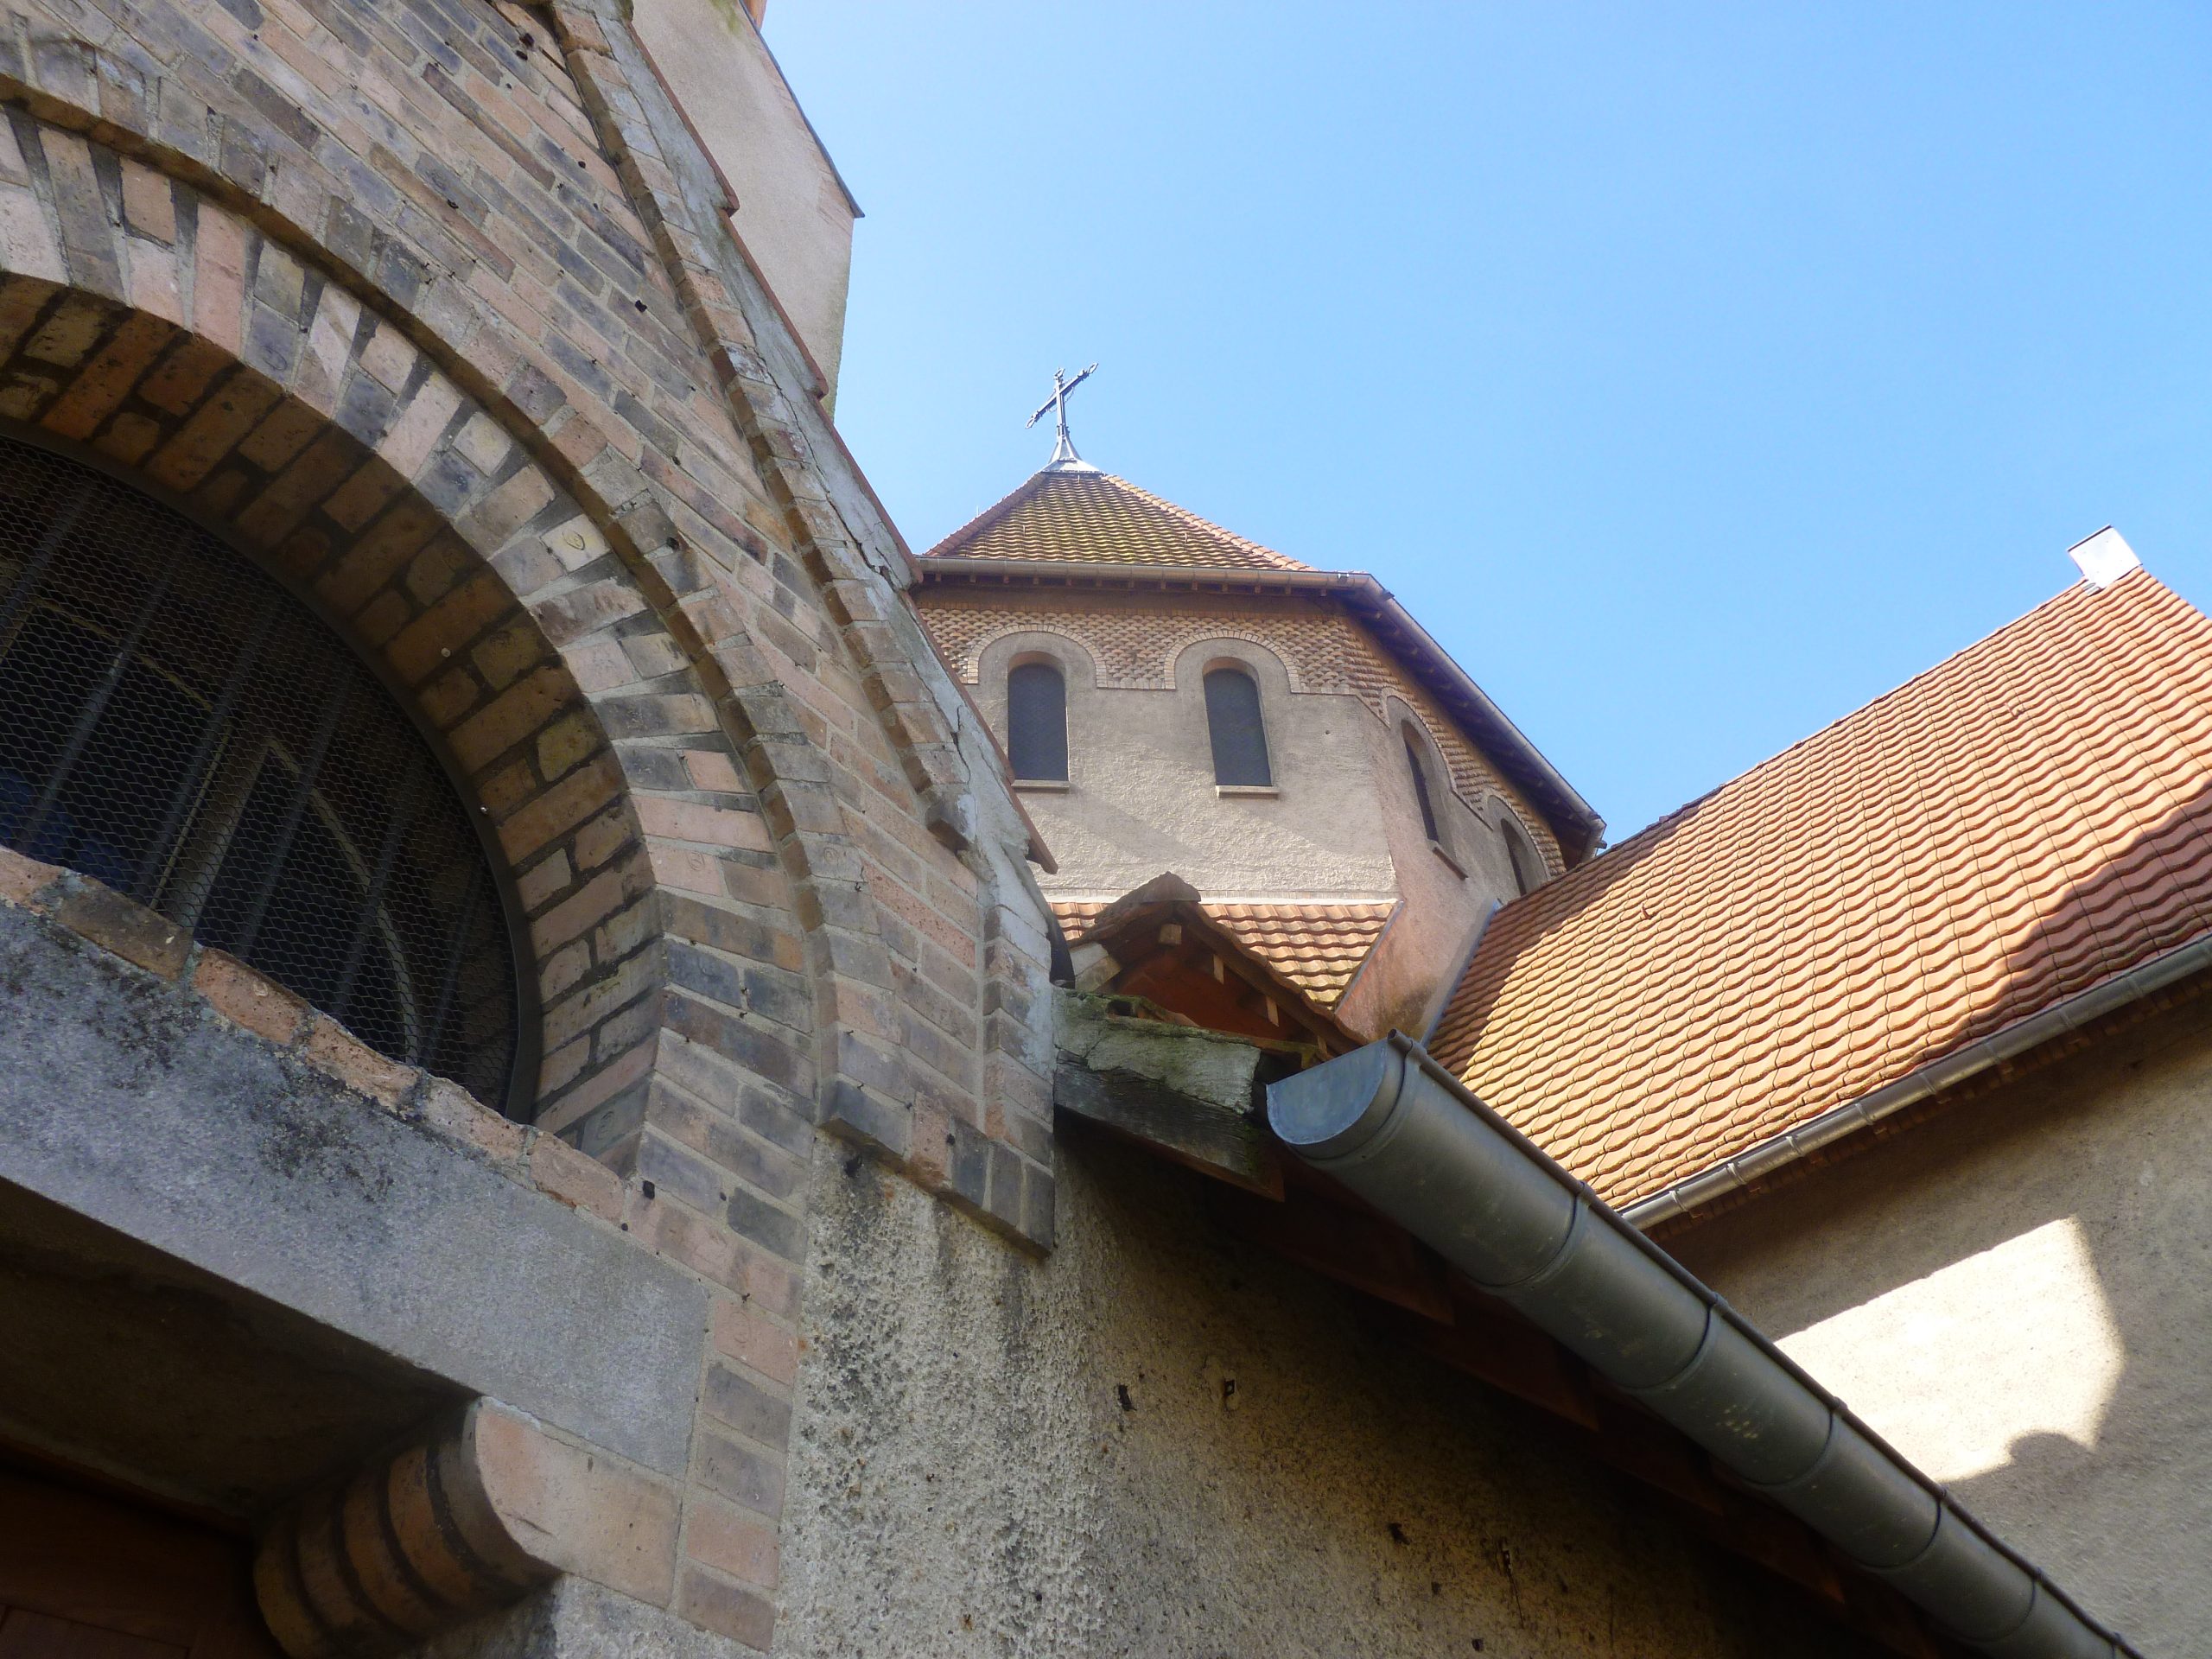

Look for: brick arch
[0,124,819,1159]
[0,32,1060,1236]
[1167,632,1303,697]
[1161,627,1308,694]
[970,626,1102,689]
[0,10,1072,1643]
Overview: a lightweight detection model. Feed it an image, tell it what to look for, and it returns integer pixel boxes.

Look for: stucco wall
[1665,993,2212,1656]
[971,615,1522,1036]
[632,0,856,403]
[921,588,1567,879]
[775,1128,1882,1658]
[1341,698,1523,1038]
[981,626,1397,899]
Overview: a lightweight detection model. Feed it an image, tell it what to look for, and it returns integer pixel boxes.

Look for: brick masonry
[915,586,1567,873]
[0,0,1062,1649]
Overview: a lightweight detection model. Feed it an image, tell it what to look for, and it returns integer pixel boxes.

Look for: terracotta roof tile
[1431,572,2212,1209]
[925,468,1313,573]
[1055,898,1394,1009]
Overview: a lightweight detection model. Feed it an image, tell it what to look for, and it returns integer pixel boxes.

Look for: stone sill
[1430,840,1467,879]
[1216,785,1280,798]
[1013,778,1071,792]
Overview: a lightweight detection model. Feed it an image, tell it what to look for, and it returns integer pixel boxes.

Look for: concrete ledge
[0,902,705,1476]
[1052,989,1282,1196]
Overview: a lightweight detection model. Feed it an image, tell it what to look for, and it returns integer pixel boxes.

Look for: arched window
[1204,666,1271,787]
[1502,813,1547,896]
[1403,726,1441,843]
[1006,659,1068,782]
[0,435,523,1107]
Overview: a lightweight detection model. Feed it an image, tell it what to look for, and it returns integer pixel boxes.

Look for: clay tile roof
[924,467,1313,573]
[1055,899,1395,1010]
[1430,570,2212,1209]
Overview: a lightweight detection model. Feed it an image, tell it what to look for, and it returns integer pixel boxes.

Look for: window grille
[1205,667,1271,787]
[0,435,524,1110]
[1006,660,1068,782]
[1404,728,1441,843]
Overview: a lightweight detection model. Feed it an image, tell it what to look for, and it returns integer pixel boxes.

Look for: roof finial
[1025,363,1100,473]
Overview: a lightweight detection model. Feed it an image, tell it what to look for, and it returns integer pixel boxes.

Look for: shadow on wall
[1673,781,2212,1653]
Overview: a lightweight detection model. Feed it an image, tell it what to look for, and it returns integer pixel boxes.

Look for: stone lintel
[0,906,706,1477]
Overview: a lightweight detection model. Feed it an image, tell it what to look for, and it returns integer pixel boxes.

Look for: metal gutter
[1267,1034,2137,1659]
[914,558,1607,859]
[1623,931,2212,1230]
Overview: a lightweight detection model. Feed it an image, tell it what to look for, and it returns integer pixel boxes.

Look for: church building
[0,2,2173,1657]
[912,393,1598,1051]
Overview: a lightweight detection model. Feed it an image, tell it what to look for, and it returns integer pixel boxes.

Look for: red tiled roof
[1431,570,2212,1209]
[925,468,1313,573]
[1055,899,1395,1010]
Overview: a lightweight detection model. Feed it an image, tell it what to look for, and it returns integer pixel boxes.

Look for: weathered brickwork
[534,0,1056,1251]
[917,588,1566,873]
[0,0,1059,1649]
[0,137,791,1154]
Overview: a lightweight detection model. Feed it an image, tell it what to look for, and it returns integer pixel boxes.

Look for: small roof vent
[2068,525,2140,589]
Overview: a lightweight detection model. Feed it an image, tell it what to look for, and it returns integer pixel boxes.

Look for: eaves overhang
[1624,927,2212,1231]
[1268,1034,2141,1658]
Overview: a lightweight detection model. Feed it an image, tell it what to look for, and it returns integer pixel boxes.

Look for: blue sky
[769,2,2212,842]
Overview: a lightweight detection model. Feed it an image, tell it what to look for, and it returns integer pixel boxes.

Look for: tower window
[1502,814,1547,896]
[1006,659,1068,782]
[0,435,524,1109]
[1403,727,1441,843]
[1205,666,1271,787]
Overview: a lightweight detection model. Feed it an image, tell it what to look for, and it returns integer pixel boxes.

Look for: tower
[912,382,1601,1046]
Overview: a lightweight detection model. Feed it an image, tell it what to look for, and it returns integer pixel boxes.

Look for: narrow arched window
[0,435,523,1107]
[1403,727,1440,843]
[1205,666,1271,787]
[1502,814,1547,896]
[1006,660,1068,782]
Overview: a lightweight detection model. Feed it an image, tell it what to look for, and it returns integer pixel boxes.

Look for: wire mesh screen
[0,435,523,1108]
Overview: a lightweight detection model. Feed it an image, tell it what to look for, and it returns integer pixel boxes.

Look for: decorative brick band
[922,589,1566,874]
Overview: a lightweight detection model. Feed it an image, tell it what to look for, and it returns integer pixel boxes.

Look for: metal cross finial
[1025,364,1099,472]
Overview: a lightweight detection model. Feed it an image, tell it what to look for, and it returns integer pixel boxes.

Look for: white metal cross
[1025,363,1099,468]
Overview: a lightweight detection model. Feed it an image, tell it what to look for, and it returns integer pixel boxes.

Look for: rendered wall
[774,1128,1884,1658]
[950,590,1548,1035]
[632,0,856,403]
[1666,994,2212,1656]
